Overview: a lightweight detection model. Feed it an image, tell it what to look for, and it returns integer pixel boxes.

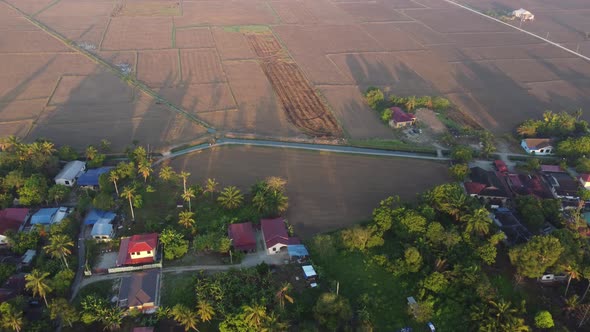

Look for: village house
[85,209,116,241]
[118,270,160,313]
[506,173,553,199]
[579,174,590,190]
[30,207,71,225]
[261,218,299,255]
[54,160,86,186]
[117,233,158,266]
[520,138,554,155]
[228,222,257,253]
[512,8,534,21]
[464,167,511,206]
[542,170,580,200]
[77,167,113,189]
[388,107,416,128]
[0,208,28,245]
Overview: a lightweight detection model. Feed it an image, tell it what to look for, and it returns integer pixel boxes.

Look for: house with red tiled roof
[117,233,158,266]
[0,208,29,245]
[579,174,590,190]
[261,218,299,255]
[463,167,511,206]
[228,222,256,253]
[388,107,416,128]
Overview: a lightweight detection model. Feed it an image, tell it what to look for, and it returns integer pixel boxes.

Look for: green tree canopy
[313,293,352,330]
[509,235,564,278]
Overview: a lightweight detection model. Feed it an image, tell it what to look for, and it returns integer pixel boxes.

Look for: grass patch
[223,25,270,33]
[348,139,437,155]
[160,272,198,307]
[311,248,418,330]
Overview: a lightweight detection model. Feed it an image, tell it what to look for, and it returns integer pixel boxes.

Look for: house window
[147,251,151,254]
[273,247,277,252]
[65,180,70,185]
[539,149,544,153]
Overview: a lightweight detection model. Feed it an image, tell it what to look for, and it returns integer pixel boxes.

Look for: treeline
[309,183,590,330]
[364,87,451,123]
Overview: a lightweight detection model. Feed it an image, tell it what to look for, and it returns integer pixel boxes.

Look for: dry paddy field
[1,0,590,148]
[169,146,450,237]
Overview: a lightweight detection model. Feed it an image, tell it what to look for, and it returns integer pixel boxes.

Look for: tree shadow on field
[489,1,514,14]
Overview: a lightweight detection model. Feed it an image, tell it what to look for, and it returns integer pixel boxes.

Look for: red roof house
[494,160,508,173]
[389,107,416,128]
[261,218,292,255]
[228,222,257,252]
[0,208,29,245]
[580,174,590,189]
[117,233,158,266]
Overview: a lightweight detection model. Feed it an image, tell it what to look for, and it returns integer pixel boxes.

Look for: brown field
[48,74,135,105]
[246,32,342,136]
[137,49,180,87]
[1,0,590,148]
[175,28,215,49]
[169,146,450,236]
[179,49,226,84]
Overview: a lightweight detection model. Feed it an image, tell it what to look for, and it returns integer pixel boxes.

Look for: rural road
[444,0,590,62]
[155,138,450,164]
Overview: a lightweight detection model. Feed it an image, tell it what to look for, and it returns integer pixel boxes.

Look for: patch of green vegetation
[348,139,437,155]
[222,25,270,33]
[160,272,198,307]
[73,280,114,305]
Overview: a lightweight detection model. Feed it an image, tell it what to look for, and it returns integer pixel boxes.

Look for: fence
[107,262,162,274]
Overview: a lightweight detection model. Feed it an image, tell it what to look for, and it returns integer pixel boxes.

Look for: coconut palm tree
[171,304,198,331]
[138,160,152,182]
[275,282,294,310]
[242,304,267,329]
[43,234,74,269]
[217,186,243,210]
[262,312,289,332]
[581,266,590,301]
[203,178,219,197]
[25,269,52,306]
[182,188,196,212]
[159,165,175,182]
[0,305,24,332]
[180,171,191,194]
[121,185,137,221]
[564,264,581,297]
[85,145,98,161]
[405,96,417,111]
[39,141,55,157]
[460,208,492,236]
[196,300,214,323]
[0,135,20,151]
[178,211,195,229]
[108,171,120,196]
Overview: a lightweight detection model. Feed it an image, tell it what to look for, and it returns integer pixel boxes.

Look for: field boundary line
[98,17,112,51]
[44,75,63,107]
[443,0,590,62]
[1,0,215,131]
[210,37,240,111]
[32,0,61,17]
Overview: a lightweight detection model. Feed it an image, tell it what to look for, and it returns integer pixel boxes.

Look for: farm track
[245,32,342,137]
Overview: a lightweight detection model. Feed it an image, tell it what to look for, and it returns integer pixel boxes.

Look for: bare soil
[169,146,450,237]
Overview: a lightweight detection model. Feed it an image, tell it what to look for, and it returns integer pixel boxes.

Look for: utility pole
[336,281,340,295]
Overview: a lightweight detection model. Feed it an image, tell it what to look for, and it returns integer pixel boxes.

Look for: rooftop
[77,167,113,187]
[0,208,29,235]
[523,138,553,150]
[54,160,86,181]
[228,222,256,251]
[261,218,289,248]
[391,107,416,123]
[84,209,116,225]
[118,270,159,310]
[117,233,158,266]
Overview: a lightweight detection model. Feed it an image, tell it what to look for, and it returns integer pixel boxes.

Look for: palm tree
[275,282,294,310]
[171,304,199,331]
[217,186,243,210]
[262,312,289,332]
[0,135,20,151]
[564,295,580,319]
[99,139,111,152]
[196,301,214,323]
[121,185,137,221]
[86,145,98,161]
[0,305,24,332]
[180,171,191,194]
[182,188,196,212]
[108,171,120,196]
[25,269,52,306]
[138,160,152,182]
[39,141,55,157]
[159,165,175,182]
[405,96,417,111]
[178,211,195,229]
[203,178,219,197]
[43,234,74,269]
[242,304,267,329]
[581,266,590,301]
[564,265,581,297]
[460,208,492,236]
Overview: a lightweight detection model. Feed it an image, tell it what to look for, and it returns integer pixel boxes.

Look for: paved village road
[155,138,451,164]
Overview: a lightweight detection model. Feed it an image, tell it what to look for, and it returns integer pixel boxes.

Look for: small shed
[54,160,86,186]
[288,244,309,260]
[77,167,113,188]
[91,223,114,241]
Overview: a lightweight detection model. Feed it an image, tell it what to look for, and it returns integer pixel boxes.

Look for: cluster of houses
[463,158,589,244]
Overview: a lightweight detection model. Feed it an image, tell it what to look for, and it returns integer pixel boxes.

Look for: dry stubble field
[169,146,450,236]
[1,0,588,148]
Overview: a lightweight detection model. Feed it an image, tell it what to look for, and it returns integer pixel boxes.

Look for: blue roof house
[30,208,58,225]
[77,167,113,187]
[84,209,116,225]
